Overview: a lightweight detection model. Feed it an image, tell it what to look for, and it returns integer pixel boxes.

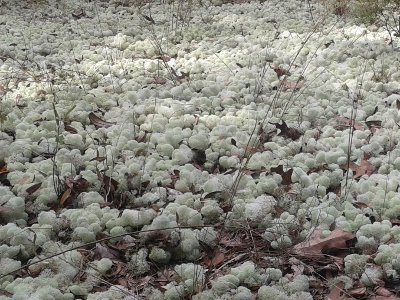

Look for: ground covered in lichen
[0,0,400,299]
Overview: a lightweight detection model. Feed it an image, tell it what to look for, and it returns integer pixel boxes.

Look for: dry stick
[306,0,315,24]
[229,17,328,201]
[343,63,367,200]
[0,225,213,280]
[280,18,340,119]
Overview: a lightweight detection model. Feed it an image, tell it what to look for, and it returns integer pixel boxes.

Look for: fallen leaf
[341,160,376,179]
[347,286,366,297]
[365,120,382,133]
[206,251,225,267]
[94,243,119,260]
[59,188,72,207]
[375,287,394,297]
[280,77,305,91]
[353,201,369,209]
[271,165,293,185]
[270,121,302,140]
[327,282,347,300]
[64,124,78,134]
[273,65,290,78]
[89,112,115,128]
[0,165,8,175]
[334,116,364,131]
[291,229,354,256]
[26,182,42,195]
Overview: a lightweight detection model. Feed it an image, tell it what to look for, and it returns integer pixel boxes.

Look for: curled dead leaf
[292,229,354,256]
[89,112,115,128]
[59,188,72,207]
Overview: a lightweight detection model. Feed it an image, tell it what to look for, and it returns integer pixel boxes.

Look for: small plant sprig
[352,0,400,46]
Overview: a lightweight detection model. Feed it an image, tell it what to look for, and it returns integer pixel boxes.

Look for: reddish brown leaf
[271,165,293,185]
[327,282,347,300]
[89,112,115,128]
[375,287,394,297]
[210,251,225,267]
[26,182,42,195]
[59,188,72,207]
[280,78,305,91]
[273,66,290,78]
[291,229,354,256]
[347,286,366,297]
[341,160,376,179]
[334,116,364,131]
[0,165,8,175]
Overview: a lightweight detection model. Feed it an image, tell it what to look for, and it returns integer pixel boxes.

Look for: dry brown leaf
[375,287,394,297]
[210,251,224,267]
[270,165,293,185]
[59,188,72,207]
[26,182,42,195]
[271,121,302,140]
[0,165,8,175]
[342,160,376,179]
[292,229,354,256]
[334,116,364,131]
[280,78,305,91]
[327,282,348,300]
[94,243,119,260]
[89,112,115,128]
[347,286,367,297]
